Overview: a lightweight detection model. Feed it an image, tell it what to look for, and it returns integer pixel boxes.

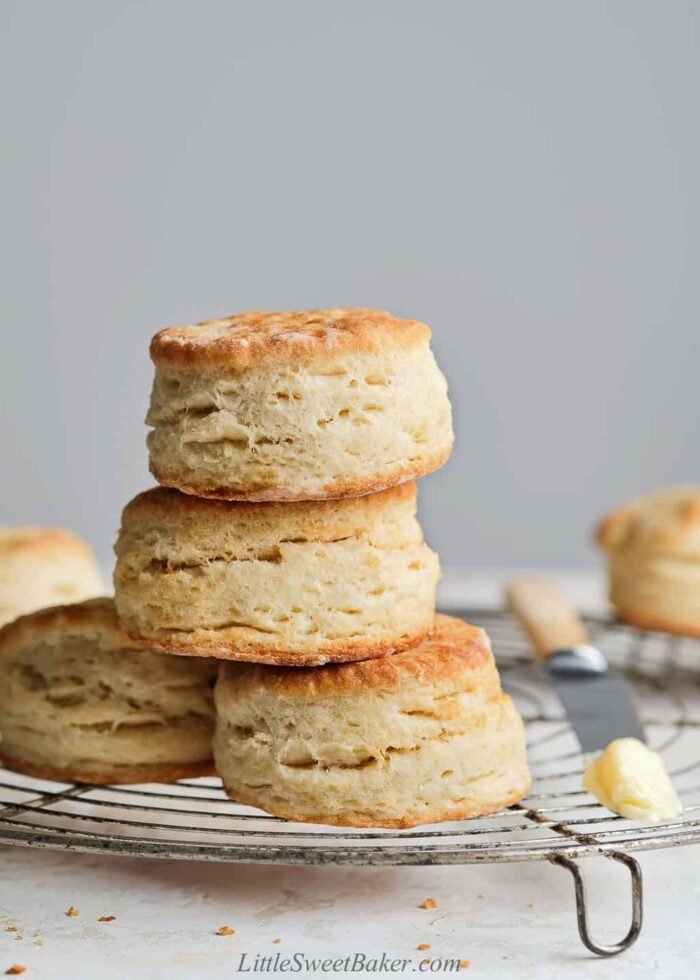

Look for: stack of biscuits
[0,309,530,828]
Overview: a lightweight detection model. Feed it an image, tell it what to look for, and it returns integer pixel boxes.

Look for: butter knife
[506,577,645,751]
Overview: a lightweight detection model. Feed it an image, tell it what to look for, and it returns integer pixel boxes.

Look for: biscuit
[113,483,440,665]
[0,526,103,627]
[213,614,531,828]
[0,599,217,784]
[595,485,700,636]
[146,308,453,501]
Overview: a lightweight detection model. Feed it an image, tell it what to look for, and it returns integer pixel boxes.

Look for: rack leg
[550,852,643,956]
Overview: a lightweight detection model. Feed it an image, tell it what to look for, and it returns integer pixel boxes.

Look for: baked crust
[122,479,415,525]
[595,485,700,558]
[0,526,96,560]
[222,780,532,830]
[149,445,451,502]
[123,625,432,667]
[218,616,490,692]
[0,597,124,656]
[0,754,215,786]
[614,609,700,639]
[150,308,430,370]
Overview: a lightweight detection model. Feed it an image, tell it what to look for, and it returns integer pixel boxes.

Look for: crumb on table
[419,898,437,910]
[66,907,79,918]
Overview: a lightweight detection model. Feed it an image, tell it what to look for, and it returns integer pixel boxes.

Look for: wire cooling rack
[1,608,700,956]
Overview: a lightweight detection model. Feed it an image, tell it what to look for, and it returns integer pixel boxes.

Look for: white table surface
[1,570,698,979]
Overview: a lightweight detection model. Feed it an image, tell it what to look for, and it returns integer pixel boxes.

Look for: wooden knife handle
[505,577,589,661]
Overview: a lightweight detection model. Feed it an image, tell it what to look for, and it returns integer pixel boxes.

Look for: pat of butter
[583,737,682,822]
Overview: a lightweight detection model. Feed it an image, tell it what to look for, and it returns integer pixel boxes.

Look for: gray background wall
[1,0,698,571]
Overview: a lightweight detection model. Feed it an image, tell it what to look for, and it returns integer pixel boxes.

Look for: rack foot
[551,851,643,956]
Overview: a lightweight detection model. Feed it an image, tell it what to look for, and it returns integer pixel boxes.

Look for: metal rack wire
[2,608,699,956]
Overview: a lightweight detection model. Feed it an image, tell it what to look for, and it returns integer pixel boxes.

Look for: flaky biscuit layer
[214,615,531,827]
[0,599,217,783]
[147,312,452,501]
[114,485,440,664]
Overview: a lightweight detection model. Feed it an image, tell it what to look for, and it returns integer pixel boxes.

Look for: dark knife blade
[547,646,645,753]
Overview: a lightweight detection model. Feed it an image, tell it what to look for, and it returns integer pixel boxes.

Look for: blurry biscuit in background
[595,485,700,636]
[0,526,103,627]
[0,598,217,784]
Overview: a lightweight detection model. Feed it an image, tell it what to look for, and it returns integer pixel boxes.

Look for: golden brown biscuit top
[218,615,494,698]
[0,597,126,657]
[121,481,415,525]
[595,485,700,558]
[150,308,431,370]
[0,526,94,559]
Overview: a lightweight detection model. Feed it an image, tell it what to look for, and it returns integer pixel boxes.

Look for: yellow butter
[583,737,682,821]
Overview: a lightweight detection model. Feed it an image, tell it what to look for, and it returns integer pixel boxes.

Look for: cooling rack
[1,608,700,957]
